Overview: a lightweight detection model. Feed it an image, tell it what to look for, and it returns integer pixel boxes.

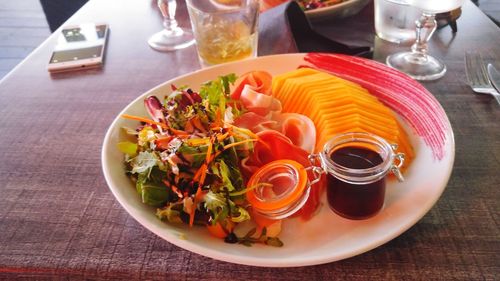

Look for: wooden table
[0,0,499,279]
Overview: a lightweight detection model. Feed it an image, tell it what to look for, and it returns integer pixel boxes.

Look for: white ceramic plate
[305,0,371,21]
[102,53,454,267]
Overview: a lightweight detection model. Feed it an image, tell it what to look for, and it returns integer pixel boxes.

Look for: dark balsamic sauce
[326,146,386,219]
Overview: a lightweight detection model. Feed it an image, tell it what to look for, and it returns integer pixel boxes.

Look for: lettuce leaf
[204,190,229,225]
[204,190,250,225]
[177,143,208,168]
[136,167,173,207]
[156,202,183,223]
[211,159,236,192]
[129,151,159,174]
[199,73,237,105]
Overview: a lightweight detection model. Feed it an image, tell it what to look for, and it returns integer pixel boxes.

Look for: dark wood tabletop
[0,0,499,280]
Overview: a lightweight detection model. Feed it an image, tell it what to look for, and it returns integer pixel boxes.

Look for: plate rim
[304,0,371,19]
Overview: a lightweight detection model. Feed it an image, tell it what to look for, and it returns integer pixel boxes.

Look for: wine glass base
[386,52,447,81]
[148,28,195,52]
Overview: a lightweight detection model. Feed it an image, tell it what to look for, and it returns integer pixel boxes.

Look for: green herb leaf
[265,237,284,247]
[156,204,183,223]
[223,73,237,95]
[230,207,250,223]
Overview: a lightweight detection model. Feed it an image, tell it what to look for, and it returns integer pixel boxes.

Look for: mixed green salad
[117,74,283,247]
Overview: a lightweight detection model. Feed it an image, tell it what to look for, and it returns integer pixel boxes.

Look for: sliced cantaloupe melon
[278,73,334,109]
[288,78,337,109]
[318,115,399,140]
[272,68,319,96]
[271,68,414,171]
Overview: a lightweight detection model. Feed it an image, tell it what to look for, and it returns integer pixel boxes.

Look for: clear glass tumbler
[186,0,260,67]
[374,0,420,44]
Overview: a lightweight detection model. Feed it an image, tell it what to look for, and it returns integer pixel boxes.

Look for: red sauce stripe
[303,53,450,160]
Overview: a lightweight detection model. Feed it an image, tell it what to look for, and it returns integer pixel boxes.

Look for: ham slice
[234,112,277,133]
[232,71,316,152]
[242,131,308,177]
[239,85,282,117]
[232,71,322,220]
[234,111,316,153]
[273,113,316,153]
[231,71,272,100]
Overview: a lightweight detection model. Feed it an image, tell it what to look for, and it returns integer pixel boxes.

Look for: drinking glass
[186,0,260,67]
[148,0,195,51]
[374,0,420,44]
[386,0,464,80]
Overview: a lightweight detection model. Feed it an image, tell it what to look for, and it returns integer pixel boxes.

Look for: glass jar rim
[246,159,310,219]
[319,132,395,184]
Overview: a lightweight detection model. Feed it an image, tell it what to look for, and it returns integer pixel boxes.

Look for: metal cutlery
[464,51,500,105]
[487,63,500,93]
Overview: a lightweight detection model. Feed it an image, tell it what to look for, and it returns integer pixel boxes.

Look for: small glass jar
[315,132,404,219]
[245,132,404,220]
[246,159,321,220]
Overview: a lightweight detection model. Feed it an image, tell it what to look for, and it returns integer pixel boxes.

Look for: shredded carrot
[169,128,189,136]
[163,180,183,198]
[189,137,253,226]
[212,108,222,129]
[190,168,208,227]
[199,169,208,187]
[189,200,197,226]
[121,114,167,129]
[219,132,230,140]
[155,136,174,150]
[206,223,226,238]
[185,138,209,146]
[185,131,231,147]
[190,187,209,227]
[213,150,222,159]
[224,122,259,139]
[210,126,222,131]
[223,139,258,150]
[192,163,206,182]
[191,117,206,132]
[205,140,213,164]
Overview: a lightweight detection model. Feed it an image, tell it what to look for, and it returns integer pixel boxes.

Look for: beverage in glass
[186,0,259,67]
[374,0,420,43]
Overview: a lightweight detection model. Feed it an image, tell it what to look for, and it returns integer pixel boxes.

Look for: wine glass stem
[159,0,179,32]
[410,13,437,61]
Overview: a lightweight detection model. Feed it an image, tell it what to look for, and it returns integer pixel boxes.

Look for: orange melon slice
[271,68,414,171]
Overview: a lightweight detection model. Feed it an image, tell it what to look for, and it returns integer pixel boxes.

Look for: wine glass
[148,0,195,51]
[386,0,464,80]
